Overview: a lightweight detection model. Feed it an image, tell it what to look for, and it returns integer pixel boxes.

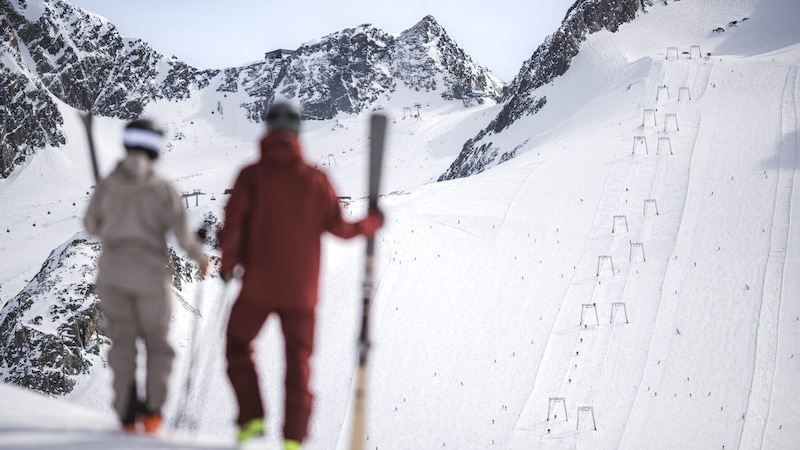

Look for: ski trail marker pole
[350,113,386,450]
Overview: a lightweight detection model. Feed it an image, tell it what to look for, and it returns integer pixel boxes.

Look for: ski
[350,113,386,450]
[81,112,100,183]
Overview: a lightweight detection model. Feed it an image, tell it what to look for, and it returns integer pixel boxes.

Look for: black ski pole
[81,112,100,183]
[350,113,386,450]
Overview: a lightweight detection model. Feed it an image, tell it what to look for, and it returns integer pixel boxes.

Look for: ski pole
[173,276,205,431]
[81,112,100,183]
[173,225,213,431]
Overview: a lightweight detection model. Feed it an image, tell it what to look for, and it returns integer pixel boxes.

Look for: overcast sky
[67,0,576,82]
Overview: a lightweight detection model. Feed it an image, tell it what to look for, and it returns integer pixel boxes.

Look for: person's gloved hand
[359,208,384,237]
[199,255,209,278]
[221,269,233,283]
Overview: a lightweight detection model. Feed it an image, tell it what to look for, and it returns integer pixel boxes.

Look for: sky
[3,0,800,449]
[67,0,577,82]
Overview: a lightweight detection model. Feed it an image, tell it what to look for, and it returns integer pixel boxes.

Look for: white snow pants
[98,279,174,421]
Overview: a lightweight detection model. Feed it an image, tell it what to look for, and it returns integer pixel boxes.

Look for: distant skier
[84,119,209,433]
[219,102,383,449]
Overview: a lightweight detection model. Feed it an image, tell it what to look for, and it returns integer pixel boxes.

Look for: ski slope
[1,0,799,449]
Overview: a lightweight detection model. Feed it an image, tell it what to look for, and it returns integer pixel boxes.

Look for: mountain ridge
[0,0,503,177]
[439,0,660,181]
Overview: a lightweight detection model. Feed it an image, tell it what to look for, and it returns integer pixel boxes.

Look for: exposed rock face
[0,233,205,396]
[0,1,503,177]
[439,0,659,181]
[277,25,395,120]
[0,0,220,177]
[0,66,65,178]
[392,15,504,102]
[0,235,105,395]
[267,16,504,121]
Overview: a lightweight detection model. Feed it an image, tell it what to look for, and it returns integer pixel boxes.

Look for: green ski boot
[283,439,302,450]
[236,418,265,444]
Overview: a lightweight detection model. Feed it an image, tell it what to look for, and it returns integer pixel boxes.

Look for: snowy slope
[1,0,800,449]
[0,382,231,449]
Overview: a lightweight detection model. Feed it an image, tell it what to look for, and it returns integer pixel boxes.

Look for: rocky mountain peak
[403,14,445,38]
[393,14,504,101]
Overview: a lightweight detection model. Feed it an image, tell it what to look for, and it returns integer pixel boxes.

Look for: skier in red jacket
[219,102,383,449]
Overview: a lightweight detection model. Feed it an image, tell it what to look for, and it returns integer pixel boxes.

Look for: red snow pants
[225,298,315,442]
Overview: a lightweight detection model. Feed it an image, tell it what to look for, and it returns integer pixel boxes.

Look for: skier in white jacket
[84,118,208,433]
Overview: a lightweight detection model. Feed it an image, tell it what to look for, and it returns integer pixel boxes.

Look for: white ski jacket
[84,152,204,291]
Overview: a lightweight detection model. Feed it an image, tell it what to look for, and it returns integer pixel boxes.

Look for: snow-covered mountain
[276,15,504,121]
[0,235,104,396]
[1,0,799,449]
[0,0,503,177]
[0,0,219,177]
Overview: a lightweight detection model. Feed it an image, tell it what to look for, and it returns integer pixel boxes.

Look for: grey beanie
[265,102,301,134]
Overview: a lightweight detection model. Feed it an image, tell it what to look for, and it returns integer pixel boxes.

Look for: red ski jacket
[220,131,371,309]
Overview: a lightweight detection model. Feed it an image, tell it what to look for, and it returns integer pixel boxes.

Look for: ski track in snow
[740,63,799,450]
